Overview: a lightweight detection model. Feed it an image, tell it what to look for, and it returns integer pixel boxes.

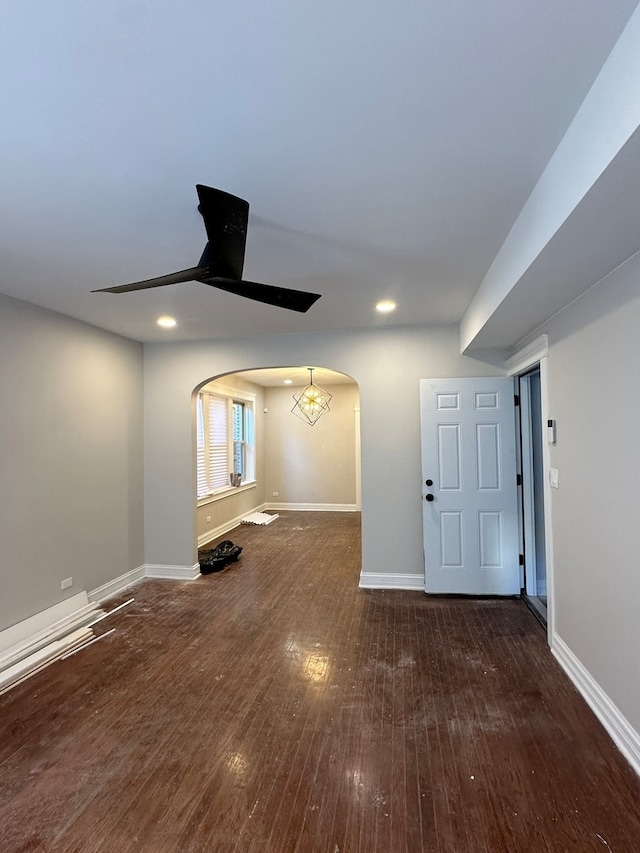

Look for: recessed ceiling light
[157,316,177,328]
[376,299,397,314]
[284,379,293,385]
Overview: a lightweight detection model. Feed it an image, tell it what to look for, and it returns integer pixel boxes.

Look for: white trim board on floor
[0,592,102,664]
[0,592,105,694]
[1,563,203,693]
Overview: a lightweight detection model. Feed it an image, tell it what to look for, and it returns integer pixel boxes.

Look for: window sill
[197,481,257,507]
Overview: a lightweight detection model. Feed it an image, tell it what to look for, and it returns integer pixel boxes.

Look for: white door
[420,378,519,595]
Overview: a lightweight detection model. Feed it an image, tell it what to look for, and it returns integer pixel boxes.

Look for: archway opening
[193,365,361,575]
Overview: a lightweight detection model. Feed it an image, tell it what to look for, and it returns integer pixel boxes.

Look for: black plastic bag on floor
[199,540,243,574]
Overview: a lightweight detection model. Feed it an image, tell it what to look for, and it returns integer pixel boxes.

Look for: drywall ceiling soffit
[207,366,357,388]
[0,1,638,343]
[462,125,640,353]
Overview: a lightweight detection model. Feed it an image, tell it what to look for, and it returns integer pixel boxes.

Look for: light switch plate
[550,468,559,489]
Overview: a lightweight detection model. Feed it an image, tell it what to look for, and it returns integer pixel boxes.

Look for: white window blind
[197,388,255,500]
[196,395,207,497]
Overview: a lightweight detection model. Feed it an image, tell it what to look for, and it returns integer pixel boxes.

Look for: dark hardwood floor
[1,512,639,852]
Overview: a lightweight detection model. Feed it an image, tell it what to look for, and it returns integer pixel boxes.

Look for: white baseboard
[552,633,640,778]
[90,563,200,600]
[88,565,146,604]
[266,502,358,513]
[359,572,425,591]
[92,564,201,589]
[197,503,268,548]
[144,564,201,581]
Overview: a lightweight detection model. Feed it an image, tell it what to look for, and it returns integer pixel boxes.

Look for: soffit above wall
[221,367,356,388]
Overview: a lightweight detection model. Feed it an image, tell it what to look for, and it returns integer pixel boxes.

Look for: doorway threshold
[522,593,547,628]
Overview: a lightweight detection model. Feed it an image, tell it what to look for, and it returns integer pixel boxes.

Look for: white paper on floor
[240,512,280,526]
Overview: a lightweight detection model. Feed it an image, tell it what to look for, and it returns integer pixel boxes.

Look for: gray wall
[265,382,359,506]
[520,249,640,735]
[0,293,144,631]
[143,324,501,576]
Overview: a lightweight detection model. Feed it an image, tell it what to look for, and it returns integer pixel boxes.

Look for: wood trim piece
[0,628,93,695]
[0,593,102,668]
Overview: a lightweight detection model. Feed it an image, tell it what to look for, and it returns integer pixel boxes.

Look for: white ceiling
[1,1,638,344]
[227,366,355,387]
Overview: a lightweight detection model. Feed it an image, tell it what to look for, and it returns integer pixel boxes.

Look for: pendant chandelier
[291,368,332,425]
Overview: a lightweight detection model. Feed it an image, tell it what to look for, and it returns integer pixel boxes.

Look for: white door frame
[518,373,539,597]
[506,335,554,644]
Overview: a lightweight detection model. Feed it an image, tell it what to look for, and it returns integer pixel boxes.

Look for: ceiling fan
[92,185,321,313]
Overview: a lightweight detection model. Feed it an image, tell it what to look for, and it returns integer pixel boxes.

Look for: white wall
[516,249,640,737]
[0,293,144,631]
[265,382,359,507]
[143,324,501,578]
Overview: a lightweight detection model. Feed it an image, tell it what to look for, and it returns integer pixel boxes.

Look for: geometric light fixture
[291,367,332,425]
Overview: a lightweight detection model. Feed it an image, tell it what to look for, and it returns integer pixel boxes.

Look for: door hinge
[519,554,525,566]
[516,473,522,486]
[514,394,520,406]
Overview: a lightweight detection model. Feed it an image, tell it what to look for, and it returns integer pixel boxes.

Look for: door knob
[425,479,433,486]
[425,493,434,502]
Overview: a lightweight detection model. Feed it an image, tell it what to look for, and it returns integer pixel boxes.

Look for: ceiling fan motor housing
[196,184,249,280]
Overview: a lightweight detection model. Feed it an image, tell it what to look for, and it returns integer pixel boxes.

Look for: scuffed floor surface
[1,512,640,851]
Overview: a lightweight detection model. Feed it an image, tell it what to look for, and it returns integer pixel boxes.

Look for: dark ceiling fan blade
[92,266,209,294]
[93,185,323,312]
[206,277,321,313]
[196,185,248,279]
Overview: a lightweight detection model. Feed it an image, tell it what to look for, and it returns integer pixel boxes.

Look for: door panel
[441,512,464,567]
[438,425,461,489]
[476,423,501,489]
[421,377,519,594]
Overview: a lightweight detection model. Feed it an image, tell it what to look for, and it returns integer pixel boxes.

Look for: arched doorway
[193,366,361,552]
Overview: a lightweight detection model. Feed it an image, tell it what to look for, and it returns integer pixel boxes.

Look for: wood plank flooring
[1,511,639,851]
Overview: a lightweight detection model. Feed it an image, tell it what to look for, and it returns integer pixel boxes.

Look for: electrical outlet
[61,577,72,590]
[272,491,279,497]
[206,515,211,523]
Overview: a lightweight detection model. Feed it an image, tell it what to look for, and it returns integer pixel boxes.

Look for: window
[196,387,255,500]
[233,401,245,479]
